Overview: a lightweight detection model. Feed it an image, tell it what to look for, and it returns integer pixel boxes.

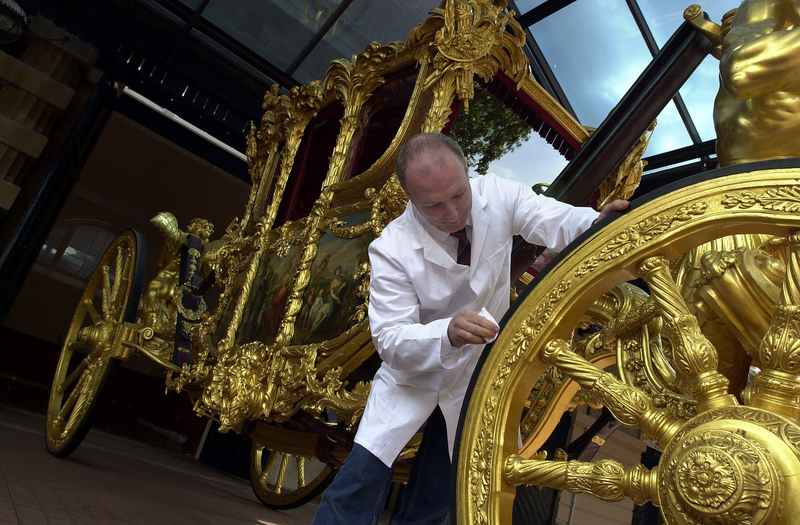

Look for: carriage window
[276,102,344,226]
[38,224,117,281]
[450,81,571,188]
[350,68,418,178]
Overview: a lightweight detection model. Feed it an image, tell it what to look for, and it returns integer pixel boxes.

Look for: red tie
[450,228,471,266]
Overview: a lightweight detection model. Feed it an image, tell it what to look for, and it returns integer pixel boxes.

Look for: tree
[449,83,532,175]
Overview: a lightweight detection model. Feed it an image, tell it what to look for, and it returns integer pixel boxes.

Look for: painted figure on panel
[257,262,294,336]
[233,241,302,345]
[307,266,347,333]
[292,212,374,345]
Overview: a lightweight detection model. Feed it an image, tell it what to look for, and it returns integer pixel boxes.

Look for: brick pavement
[0,405,320,525]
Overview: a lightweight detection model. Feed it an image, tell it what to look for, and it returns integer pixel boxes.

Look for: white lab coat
[356,174,598,467]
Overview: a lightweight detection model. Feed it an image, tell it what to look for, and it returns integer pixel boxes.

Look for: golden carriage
[44,1,800,523]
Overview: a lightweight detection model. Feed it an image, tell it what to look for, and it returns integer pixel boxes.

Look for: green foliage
[449,83,533,175]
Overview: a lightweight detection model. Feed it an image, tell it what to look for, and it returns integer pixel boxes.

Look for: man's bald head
[395,133,468,191]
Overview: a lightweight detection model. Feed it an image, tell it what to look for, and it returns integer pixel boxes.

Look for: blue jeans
[312,406,451,525]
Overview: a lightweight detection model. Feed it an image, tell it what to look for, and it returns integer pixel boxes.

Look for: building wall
[555,409,648,525]
[0,16,250,457]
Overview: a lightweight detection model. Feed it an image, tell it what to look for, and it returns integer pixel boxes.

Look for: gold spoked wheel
[46,230,147,457]
[454,162,800,525]
[250,442,335,509]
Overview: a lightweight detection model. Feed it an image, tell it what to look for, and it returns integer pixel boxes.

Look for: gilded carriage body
[44,1,800,523]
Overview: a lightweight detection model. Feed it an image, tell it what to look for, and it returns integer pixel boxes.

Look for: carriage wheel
[454,162,800,525]
[250,442,336,509]
[45,229,147,457]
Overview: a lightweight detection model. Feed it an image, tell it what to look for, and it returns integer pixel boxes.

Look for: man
[312,133,627,524]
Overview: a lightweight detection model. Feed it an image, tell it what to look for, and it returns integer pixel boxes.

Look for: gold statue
[137,213,215,362]
[676,0,800,397]
[714,0,800,166]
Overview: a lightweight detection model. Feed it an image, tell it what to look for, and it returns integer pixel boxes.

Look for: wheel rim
[455,164,800,525]
[46,230,145,455]
[250,443,334,509]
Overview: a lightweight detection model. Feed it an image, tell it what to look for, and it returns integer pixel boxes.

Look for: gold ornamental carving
[242,84,290,233]
[408,0,527,132]
[491,280,571,391]
[597,121,656,210]
[456,170,800,525]
[274,194,329,349]
[469,395,497,525]
[424,0,527,106]
[722,186,800,211]
[322,42,404,188]
[574,203,708,278]
[261,81,325,233]
[707,0,800,167]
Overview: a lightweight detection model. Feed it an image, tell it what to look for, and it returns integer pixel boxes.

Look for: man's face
[404,148,472,233]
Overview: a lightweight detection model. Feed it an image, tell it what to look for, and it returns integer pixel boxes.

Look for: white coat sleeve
[367,242,460,374]
[494,176,598,251]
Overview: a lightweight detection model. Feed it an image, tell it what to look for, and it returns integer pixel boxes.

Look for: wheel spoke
[638,255,736,411]
[260,450,279,485]
[56,371,87,424]
[83,299,103,326]
[56,359,89,394]
[296,456,306,488]
[274,454,290,495]
[102,266,112,320]
[111,246,124,309]
[67,339,91,352]
[504,454,656,506]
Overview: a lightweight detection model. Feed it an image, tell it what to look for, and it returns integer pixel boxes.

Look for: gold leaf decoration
[575,203,708,278]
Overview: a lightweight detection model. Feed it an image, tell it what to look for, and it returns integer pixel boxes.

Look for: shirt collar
[411,204,472,244]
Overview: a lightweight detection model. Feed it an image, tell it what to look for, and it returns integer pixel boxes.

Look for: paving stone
[0,405,320,525]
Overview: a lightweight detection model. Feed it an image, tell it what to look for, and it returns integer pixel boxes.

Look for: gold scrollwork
[469,395,497,525]
[597,121,656,210]
[575,203,708,278]
[323,42,404,188]
[722,186,800,212]
[261,81,325,233]
[302,367,371,428]
[491,280,571,391]
[422,0,527,108]
[407,0,527,132]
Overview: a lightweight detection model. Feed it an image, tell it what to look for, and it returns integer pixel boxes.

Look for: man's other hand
[596,199,629,224]
[447,309,500,347]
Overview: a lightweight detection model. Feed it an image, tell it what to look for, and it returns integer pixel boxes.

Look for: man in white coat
[312,133,628,524]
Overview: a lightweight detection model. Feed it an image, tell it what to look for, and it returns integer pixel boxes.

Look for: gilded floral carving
[575,203,708,278]
[722,186,800,212]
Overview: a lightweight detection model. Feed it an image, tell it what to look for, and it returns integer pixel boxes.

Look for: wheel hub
[658,406,799,525]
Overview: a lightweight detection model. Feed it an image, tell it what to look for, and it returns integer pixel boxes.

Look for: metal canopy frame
[23,0,722,182]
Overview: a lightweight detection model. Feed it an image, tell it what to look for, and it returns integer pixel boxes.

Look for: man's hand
[447,309,500,347]
[595,199,629,224]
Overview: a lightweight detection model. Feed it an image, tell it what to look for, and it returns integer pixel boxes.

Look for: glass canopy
[171,0,737,179]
